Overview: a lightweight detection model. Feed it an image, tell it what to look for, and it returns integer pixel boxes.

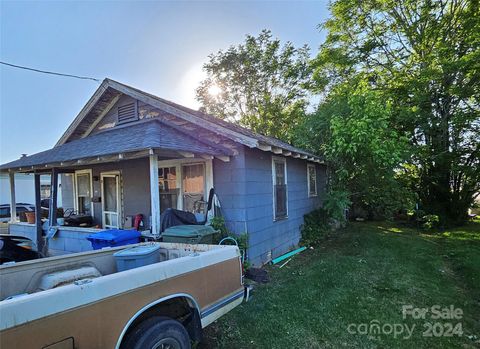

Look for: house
[0,79,326,265]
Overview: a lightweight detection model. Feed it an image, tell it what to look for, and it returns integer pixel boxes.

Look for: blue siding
[244,147,325,265]
[213,147,248,234]
[214,146,326,266]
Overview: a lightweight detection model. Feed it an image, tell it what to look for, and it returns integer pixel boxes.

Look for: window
[182,163,205,213]
[40,184,51,200]
[74,170,93,215]
[272,157,288,220]
[307,164,317,197]
[157,159,212,215]
[159,166,179,214]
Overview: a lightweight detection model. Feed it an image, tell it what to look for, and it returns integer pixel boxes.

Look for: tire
[121,316,191,349]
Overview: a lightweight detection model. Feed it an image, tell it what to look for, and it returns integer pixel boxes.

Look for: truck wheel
[122,316,191,349]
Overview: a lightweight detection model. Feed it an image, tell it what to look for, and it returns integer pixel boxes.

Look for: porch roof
[0,119,231,172]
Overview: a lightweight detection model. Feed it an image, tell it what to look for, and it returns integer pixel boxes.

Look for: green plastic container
[162,225,218,244]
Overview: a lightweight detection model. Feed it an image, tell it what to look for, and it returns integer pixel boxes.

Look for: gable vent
[117,102,138,124]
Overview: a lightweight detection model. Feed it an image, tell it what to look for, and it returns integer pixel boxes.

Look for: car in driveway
[0,203,35,223]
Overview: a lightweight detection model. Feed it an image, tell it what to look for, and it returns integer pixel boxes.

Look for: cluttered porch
[6,146,226,257]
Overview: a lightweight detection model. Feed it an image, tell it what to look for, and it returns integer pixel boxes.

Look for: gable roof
[57,78,323,162]
[0,120,231,171]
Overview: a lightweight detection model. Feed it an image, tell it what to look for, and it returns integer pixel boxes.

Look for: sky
[0,0,329,163]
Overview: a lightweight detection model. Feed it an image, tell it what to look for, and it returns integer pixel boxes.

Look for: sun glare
[208,84,222,97]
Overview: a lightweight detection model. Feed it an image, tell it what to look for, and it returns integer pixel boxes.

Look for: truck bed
[1,242,231,300]
[0,242,243,348]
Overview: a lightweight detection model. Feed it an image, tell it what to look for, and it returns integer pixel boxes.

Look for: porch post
[149,153,161,236]
[48,168,58,227]
[34,174,45,253]
[8,172,16,222]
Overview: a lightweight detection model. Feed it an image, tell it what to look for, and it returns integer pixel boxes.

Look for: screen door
[101,173,120,229]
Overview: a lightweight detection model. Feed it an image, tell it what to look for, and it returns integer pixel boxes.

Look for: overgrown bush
[421,214,440,230]
[210,216,250,269]
[301,208,330,246]
[210,216,229,237]
[323,189,350,223]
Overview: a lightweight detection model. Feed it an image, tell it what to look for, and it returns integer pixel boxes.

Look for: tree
[311,0,480,224]
[196,30,312,142]
[295,82,414,219]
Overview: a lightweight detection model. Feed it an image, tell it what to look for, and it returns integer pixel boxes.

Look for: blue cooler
[87,229,141,250]
[113,244,161,271]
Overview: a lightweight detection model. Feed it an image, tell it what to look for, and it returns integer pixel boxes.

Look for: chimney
[20,154,27,158]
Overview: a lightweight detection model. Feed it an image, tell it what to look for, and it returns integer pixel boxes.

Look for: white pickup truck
[0,242,245,349]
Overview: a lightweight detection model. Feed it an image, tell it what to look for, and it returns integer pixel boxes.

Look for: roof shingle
[0,120,230,170]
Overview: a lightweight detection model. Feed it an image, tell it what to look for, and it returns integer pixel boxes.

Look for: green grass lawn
[202,221,480,348]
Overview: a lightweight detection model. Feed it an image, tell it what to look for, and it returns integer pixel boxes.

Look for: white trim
[53,79,324,162]
[73,169,94,217]
[9,172,17,223]
[82,94,121,138]
[157,158,209,168]
[272,156,288,221]
[100,171,122,229]
[149,155,160,236]
[307,163,318,197]
[157,158,213,212]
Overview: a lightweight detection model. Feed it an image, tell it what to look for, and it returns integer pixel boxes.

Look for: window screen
[308,164,317,197]
[76,173,92,215]
[273,158,287,220]
[159,167,179,213]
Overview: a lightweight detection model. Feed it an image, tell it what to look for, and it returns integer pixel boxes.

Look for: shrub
[323,189,350,223]
[301,208,330,246]
[210,216,228,237]
[210,216,250,269]
[421,214,440,230]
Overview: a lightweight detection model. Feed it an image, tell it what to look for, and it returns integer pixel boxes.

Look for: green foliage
[295,83,414,220]
[301,190,352,246]
[210,216,228,236]
[421,214,441,231]
[196,29,312,142]
[309,0,480,224]
[300,208,330,246]
[323,189,350,222]
[210,216,250,269]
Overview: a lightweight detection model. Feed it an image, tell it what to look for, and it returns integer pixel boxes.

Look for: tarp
[160,208,198,232]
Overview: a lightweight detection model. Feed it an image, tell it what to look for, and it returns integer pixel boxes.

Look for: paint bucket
[25,212,35,224]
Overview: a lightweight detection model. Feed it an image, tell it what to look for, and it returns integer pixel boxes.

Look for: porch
[2,120,231,256]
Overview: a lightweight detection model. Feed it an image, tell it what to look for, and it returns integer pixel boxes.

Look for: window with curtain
[182,163,205,213]
[273,158,287,220]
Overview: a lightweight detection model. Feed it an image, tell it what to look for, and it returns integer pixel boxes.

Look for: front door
[101,172,121,229]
